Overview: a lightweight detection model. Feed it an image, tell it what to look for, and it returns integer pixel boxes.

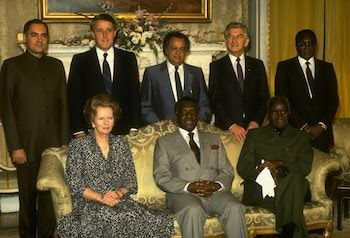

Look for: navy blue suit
[141,61,211,124]
[68,47,141,135]
[209,54,270,130]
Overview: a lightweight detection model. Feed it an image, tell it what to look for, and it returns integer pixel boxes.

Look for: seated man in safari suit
[153,97,248,238]
[237,96,313,238]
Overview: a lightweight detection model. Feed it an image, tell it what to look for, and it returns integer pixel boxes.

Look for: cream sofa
[35,121,344,237]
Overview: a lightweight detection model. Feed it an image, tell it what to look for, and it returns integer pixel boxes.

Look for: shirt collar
[96,47,114,60]
[228,53,245,63]
[178,126,199,138]
[167,60,184,72]
[298,56,315,66]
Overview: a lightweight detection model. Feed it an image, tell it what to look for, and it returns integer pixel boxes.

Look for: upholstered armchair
[332,118,350,176]
[37,122,341,237]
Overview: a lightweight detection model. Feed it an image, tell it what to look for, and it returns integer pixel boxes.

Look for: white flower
[142,31,153,39]
[88,40,96,48]
[140,37,146,45]
[137,26,143,32]
[81,39,90,45]
[131,33,142,44]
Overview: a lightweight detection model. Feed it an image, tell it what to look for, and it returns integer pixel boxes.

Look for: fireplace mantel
[20,43,227,84]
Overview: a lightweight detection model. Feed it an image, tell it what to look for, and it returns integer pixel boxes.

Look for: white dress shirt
[96,47,115,81]
[167,61,184,102]
[298,56,315,98]
[228,53,246,81]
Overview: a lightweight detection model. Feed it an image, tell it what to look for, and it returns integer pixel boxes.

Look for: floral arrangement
[57,2,216,58]
[58,6,168,58]
[114,7,168,57]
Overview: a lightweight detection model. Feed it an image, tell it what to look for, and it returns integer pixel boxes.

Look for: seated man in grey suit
[153,97,248,238]
[141,31,211,125]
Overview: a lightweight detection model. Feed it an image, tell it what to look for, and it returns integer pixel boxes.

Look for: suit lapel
[198,131,210,169]
[113,47,120,84]
[313,59,321,97]
[292,57,313,99]
[91,48,101,73]
[91,48,107,88]
[175,130,201,169]
[183,64,193,96]
[160,62,176,103]
[244,56,254,94]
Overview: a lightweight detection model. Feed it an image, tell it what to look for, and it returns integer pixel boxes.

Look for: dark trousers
[252,172,309,238]
[16,162,56,238]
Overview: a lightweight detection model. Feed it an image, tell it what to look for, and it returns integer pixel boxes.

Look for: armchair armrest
[307,148,341,204]
[37,147,71,220]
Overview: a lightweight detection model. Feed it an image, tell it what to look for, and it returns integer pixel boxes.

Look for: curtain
[269,0,350,117]
[325,0,350,117]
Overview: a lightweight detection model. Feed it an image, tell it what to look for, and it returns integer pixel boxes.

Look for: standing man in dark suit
[153,97,248,238]
[275,29,339,153]
[68,14,141,136]
[0,19,70,237]
[141,31,211,124]
[209,22,270,142]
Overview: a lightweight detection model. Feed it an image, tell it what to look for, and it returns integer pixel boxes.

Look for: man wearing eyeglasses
[237,96,313,238]
[275,29,339,154]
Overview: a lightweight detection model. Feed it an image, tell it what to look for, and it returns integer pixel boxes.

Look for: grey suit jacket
[141,61,211,124]
[153,129,234,194]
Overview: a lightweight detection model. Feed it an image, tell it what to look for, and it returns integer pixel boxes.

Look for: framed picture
[38,0,212,22]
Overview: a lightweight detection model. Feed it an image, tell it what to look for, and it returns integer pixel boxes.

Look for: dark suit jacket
[68,47,141,135]
[209,54,270,130]
[237,124,313,205]
[141,61,211,124]
[0,51,71,162]
[275,57,339,152]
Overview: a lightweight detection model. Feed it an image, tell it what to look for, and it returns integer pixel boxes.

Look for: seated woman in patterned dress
[57,93,174,238]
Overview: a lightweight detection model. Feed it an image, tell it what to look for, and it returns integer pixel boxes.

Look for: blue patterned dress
[57,131,174,237]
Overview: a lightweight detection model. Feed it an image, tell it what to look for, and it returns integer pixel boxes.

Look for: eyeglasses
[269,110,288,116]
[297,41,314,48]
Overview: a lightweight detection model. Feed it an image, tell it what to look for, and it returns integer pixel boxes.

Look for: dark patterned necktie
[236,58,244,93]
[175,66,183,101]
[305,61,314,98]
[103,53,112,95]
[188,132,200,163]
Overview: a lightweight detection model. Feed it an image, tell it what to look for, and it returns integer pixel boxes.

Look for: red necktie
[236,58,244,93]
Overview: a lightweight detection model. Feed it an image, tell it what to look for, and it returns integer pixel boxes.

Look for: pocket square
[211,144,219,150]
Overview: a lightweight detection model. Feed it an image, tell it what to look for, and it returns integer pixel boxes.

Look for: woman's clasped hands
[100,188,128,207]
